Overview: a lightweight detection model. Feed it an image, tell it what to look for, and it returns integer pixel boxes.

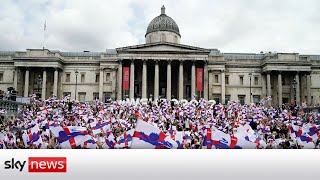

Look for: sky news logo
[4,157,67,172]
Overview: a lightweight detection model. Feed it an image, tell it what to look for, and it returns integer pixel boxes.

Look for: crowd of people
[0,94,320,149]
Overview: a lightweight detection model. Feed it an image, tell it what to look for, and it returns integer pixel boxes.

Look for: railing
[0,98,31,117]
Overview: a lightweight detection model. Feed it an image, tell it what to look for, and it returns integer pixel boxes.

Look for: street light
[37,75,42,99]
[292,78,297,106]
[75,70,79,101]
[249,72,252,103]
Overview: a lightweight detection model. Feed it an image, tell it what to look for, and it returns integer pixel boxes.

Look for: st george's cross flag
[27,124,43,148]
[203,127,256,149]
[114,129,134,148]
[235,124,267,148]
[131,120,178,149]
[289,123,315,148]
[50,126,93,149]
[90,120,110,135]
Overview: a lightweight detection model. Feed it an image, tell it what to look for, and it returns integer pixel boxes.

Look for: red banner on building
[196,68,203,92]
[123,67,130,90]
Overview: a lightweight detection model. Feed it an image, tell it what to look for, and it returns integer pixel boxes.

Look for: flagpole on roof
[43,20,46,49]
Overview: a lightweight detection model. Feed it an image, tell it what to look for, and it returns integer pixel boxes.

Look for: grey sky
[0,0,319,54]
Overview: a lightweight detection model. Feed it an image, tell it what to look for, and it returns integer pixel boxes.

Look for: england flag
[131,120,178,149]
[50,126,93,149]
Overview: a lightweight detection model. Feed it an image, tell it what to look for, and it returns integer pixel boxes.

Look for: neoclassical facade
[0,6,320,106]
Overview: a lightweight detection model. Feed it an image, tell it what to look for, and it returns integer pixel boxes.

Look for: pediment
[116,42,211,54]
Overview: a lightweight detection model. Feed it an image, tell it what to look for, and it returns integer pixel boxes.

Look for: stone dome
[145,6,180,37]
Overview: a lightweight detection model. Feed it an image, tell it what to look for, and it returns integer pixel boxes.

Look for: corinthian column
[24,68,29,97]
[179,60,184,99]
[99,67,104,100]
[53,68,59,97]
[191,61,196,98]
[130,60,135,99]
[203,61,208,100]
[41,69,47,100]
[154,60,159,100]
[142,60,147,99]
[278,72,282,106]
[117,60,122,100]
[166,60,171,100]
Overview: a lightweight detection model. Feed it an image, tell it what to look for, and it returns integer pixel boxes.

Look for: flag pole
[43,20,46,49]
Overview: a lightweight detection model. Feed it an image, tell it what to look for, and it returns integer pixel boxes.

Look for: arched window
[149,35,152,43]
[174,35,178,43]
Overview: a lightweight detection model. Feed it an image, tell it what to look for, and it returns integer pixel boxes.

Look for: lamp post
[292,78,297,106]
[37,75,42,99]
[75,70,79,100]
[249,72,252,103]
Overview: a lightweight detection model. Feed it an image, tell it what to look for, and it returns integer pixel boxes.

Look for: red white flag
[196,68,203,91]
[123,67,130,90]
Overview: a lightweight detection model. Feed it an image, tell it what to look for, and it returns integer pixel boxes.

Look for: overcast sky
[0,0,319,54]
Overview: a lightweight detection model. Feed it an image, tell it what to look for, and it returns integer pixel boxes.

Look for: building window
[225,95,231,103]
[239,76,244,85]
[93,92,99,100]
[254,76,259,85]
[78,92,86,102]
[106,73,111,82]
[174,35,178,43]
[253,95,260,104]
[0,72,3,82]
[103,92,112,102]
[81,73,85,82]
[95,74,100,83]
[214,75,219,83]
[65,73,70,82]
[213,94,221,104]
[225,76,229,85]
[238,95,245,105]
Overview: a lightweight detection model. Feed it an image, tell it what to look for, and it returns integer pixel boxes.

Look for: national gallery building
[0,6,319,106]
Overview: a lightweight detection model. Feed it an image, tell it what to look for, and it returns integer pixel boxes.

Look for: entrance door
[186,85,191,100]
[160,87,166,99]
[134,83,140,98]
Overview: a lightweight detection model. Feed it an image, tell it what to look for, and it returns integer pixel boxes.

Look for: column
[154,60,159,100]
[41,69,47,100]
[129,60,135,99]
[307,73,311,106]
[142,60,147,99]
[203,61,208,100]
[191,61,196,98]
[13,68,18,90]
[53,68,58,96]
[117,60,122,100]
[24,68,29,97]
[267,72,271,106]
[261,74,266,98]
[112,68,117,99]
[99,68,104,100]
[166,60,171,100]
[278,72,282,106]
[295,73,300,105]
[178,60,184,99]
[221,70,226,104]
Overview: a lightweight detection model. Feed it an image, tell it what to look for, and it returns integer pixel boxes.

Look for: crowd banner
[123,67,130,91]
[196,68,203,92]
